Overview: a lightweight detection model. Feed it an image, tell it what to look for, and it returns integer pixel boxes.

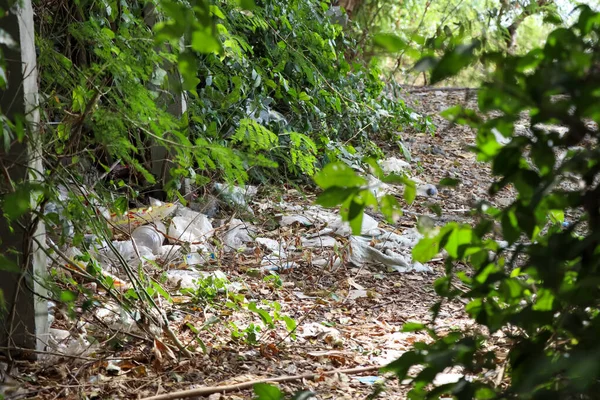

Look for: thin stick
[139,365,382,400]
[405,86,478,93]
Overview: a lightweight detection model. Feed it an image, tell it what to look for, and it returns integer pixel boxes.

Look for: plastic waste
[301,236,338,248]
[280,214,313,227]
[95,303,139,333]
[222,219,254,251]
[47,327,95,358]
[349,234,431,273]
[213,183,257,214]
[416,183,438,197]
[256,237,286,256]
[168,207,213,243]
[367,175,391,200]
[110,201,177,234]
[261,255,297,271]
[131,222,166,254]
[379,157,410,174]
[281,204,380,237]
[355,376,383,385]
[298,322,344,346]
[109,240,155,263]
[184,244,215,266]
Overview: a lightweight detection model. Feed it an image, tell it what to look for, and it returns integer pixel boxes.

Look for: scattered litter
[106,361,121,376]
[433,373,471,386]
[349,234,431,273]
[184,246,215,266]
[347,289,368,300]
[261,255,297,271]
[379,157,410,174]
[367,175,392,200]
[280,214,313,226]
[294,291,317,300]
[256,237,286,256]
[46,327,94,358]
[301,236,338,248]
[168,207,213,243]
[354,376,383,385]
[104,240,156,264]
[95,303,140,334]
[110,202,177,234]
[280,205,379,236]
[166,269,232,292]
[131,222,166,254]
[158,245,184,262]
[416,184,438,197]
[222,219,254,251]
[214,183,257,214]
[298,322,344,346]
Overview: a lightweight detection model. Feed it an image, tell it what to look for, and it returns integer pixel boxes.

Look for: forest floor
[3,89,515,400]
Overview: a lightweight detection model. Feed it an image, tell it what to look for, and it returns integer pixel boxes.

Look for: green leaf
[380,194,401,222]
[316,187,358,207]
[152,281,173,303]
[404,180,416,204]
[402,322,426,332]
[430,40,480,84]
[0,255,19,273]
[248,302,273,326]
[412,236,440,263]
[314,163,366,189]
[191,28,221,53]
[381,350,424,378]
[253,383,283,400]
[439,177,460,187]
[426,202,443,216]
[373,33,408,53]
[283,315,297,333]
[445,227,473,258]
[178,51,201,93]
[347,199,365,235]
[413,56,437,73]
[2,185,32,221]
[533,288,555,311]
[237,0,256,10]
[501,210,520,245]
[59,290,77,302]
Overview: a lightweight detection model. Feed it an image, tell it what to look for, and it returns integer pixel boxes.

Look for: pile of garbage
[44,160,439,357]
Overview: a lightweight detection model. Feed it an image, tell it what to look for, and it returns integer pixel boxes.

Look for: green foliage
[34,0,422,196]
[313,160,412,234]
[312,4,600,398]
[381,6,600,399]
[363,0,566,84]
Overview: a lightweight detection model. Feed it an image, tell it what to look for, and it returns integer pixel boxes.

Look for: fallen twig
[139,365,382,400]
[404,86,478,93]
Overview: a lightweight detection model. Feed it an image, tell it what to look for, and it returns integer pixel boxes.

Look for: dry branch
[139,365,382,400]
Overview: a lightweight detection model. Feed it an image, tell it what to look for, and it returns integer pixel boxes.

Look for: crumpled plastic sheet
[214,183,258,215]
[45,326,97,360]
[222,219,255,251]
[256,237,286,256]
[349,231,431,273]
[168,207,213,243]
[97,240,156,271]
[379,157,411,174]
[279,204,379,236]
